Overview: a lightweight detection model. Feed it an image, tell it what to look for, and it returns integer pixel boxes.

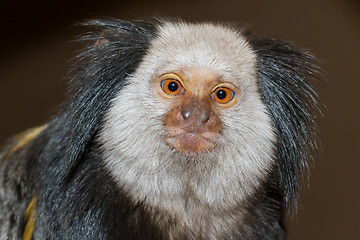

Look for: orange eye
[212,87,234,104]
[161,79,183,96]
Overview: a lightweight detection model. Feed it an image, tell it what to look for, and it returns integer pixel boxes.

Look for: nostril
[181,108,191,121]
[200,108,211,123]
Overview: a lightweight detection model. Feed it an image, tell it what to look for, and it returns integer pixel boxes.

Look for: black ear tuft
[249,38,323,212]
[79,18,159,47]
[39,19,159,186]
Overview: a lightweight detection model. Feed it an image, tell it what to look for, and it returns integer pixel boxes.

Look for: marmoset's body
[0,19,321,240]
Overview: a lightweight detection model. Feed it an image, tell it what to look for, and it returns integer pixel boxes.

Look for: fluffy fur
[0,18,321,240]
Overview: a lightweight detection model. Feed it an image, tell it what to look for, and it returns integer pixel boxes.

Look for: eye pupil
[168,81,179,92]
[216,89,227,100]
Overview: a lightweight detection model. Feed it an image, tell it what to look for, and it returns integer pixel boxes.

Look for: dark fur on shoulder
[35,19,159,238]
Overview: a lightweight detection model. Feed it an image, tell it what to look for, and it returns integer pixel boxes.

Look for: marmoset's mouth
[165,130,217,155]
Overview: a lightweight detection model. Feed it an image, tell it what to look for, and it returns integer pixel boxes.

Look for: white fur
[99,21,276,239]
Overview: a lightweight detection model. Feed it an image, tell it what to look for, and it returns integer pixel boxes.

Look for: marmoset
[0,18,321,240]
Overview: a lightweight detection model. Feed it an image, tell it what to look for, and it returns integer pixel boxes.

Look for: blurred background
[0,0,359,239]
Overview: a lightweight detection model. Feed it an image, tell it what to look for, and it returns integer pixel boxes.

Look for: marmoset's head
[66,19,320,209]
[97,21,273,203]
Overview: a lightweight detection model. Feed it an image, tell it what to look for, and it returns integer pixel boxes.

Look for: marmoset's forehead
[142,21,257,85]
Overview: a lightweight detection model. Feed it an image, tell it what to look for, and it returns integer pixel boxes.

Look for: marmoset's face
[99,21,277,204]
[101,21,277,166]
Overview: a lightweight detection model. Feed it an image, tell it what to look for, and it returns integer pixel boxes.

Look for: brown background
[0,0,359,239]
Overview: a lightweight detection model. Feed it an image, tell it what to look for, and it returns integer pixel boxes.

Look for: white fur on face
[99,21,276,238]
